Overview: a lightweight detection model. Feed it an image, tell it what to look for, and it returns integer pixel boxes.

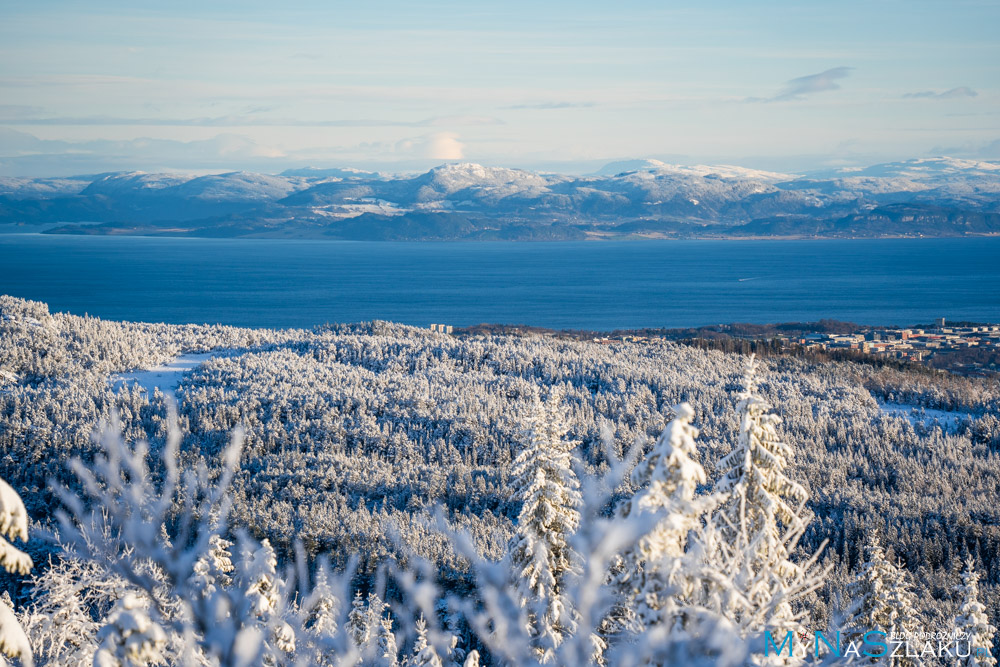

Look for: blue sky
[1,0,998,175]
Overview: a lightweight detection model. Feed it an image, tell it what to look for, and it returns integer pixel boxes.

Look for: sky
[1,0,998,176]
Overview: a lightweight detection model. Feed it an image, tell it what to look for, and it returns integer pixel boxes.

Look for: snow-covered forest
[2,293,1000,665]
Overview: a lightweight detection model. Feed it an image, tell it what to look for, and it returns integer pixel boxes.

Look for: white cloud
[426,132,464,160]
[396,132,464,160]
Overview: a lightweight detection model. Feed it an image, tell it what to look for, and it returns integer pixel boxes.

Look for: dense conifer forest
[2,293,1000,665]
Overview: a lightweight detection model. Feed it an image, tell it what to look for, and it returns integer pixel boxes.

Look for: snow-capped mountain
[81,171,308,202]
[1,158,998,239]
[417,162,552,197]
[594,158,796,182]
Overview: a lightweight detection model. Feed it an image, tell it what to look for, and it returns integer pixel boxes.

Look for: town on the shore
[447,318,1000,378]
[784,320,998,361]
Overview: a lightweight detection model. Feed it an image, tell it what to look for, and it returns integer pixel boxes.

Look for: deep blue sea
[1,234,998,330]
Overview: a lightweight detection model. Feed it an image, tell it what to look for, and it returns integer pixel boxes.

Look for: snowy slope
[111,351,226,395]
[595,159,796,182]
[0,176,93,199]
[81,171,193,196]
[172,172,307,202]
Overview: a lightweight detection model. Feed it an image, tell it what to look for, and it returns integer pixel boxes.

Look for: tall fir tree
[410,616,444,667]
[364,593,385,649]
[241,538,296,658]
[844,536,923,666]
[715,355,809,569]
[347,592,370,649]
[304,565,339,637]
[954,559,997,667]
[706,356,830,665]
[377,613,398,667]
[243,539,280,620]
[616,402,720,630]
[506,386,583,663]
[713,355,815,629]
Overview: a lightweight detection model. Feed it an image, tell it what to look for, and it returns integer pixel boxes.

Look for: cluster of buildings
[593,334,648,344]
[429,323,454,334]
[788,322,1000,366]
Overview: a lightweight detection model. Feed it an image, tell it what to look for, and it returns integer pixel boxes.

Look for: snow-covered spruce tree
[609,402,753,666]
[658,355,830,667]
[506,386,583,662]
[442,614,465,667]
[347,592,370,648]
[243,539,280,619]
[240,538,296,658]
[296,556,359,665]
[345,591,390,666]
[364,593,386,656]
[303,565,339,638]
[954,559,997,667]
[712,355,827,641]
[376,613,397,667]
[615,402,722,631]
[410,616,444,667]
[844,536,922,666]
[715,355,809,569]
[884,564,922,667]
[0,476,33,667]
[346,590,386,663]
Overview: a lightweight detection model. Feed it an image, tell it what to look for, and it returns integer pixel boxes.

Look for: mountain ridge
[1,157,998,240]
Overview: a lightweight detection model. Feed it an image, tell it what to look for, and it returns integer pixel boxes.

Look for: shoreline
[3,226,1000,242]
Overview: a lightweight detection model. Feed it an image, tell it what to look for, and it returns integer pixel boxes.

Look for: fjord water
[1,235,998,330]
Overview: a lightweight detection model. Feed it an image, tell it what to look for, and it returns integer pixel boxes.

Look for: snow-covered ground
[878,401,971,433]
[111,352,221,395]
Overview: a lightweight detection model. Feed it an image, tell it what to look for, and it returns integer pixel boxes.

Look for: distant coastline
[3,223,1000,242]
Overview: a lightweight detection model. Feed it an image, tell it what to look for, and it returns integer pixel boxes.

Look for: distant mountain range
[1,157,998,240]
